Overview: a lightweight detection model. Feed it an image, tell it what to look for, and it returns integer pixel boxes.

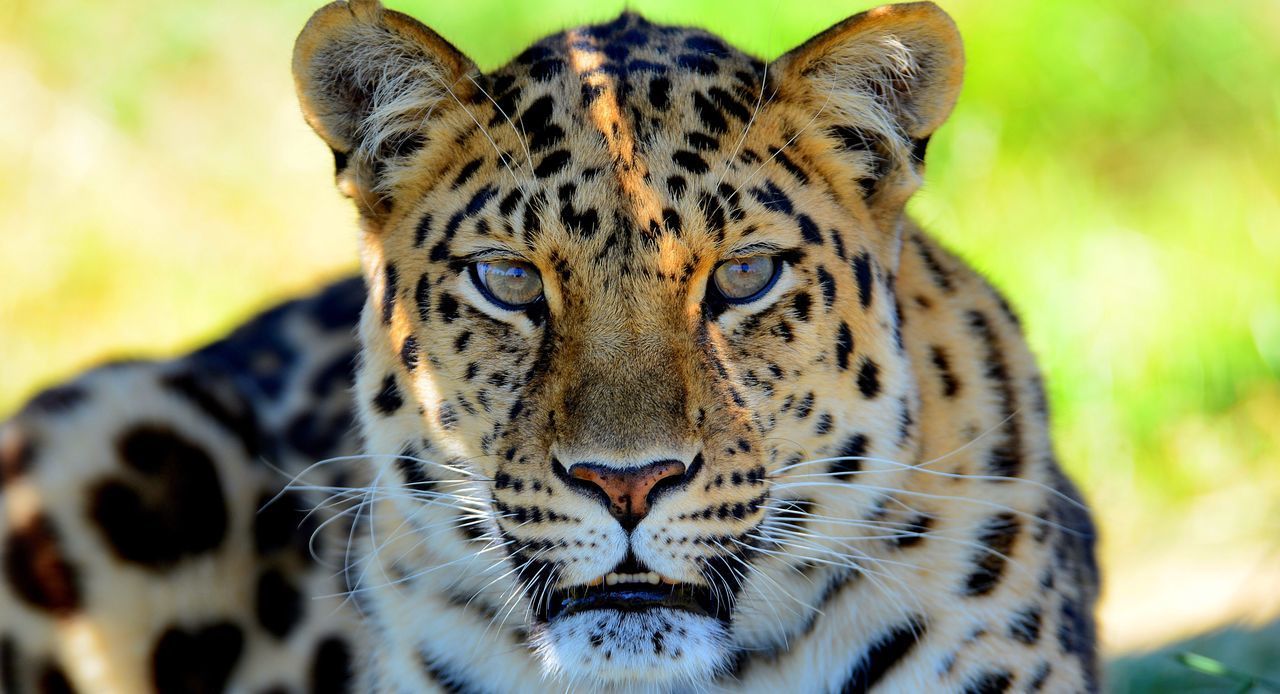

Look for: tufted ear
[776,2,962,209]
[293,0,477,218]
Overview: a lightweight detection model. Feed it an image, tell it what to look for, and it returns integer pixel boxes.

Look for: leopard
[0,1,1100,692]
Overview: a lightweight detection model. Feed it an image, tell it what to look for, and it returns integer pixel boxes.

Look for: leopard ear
[293,0,477,219]
[775,2,962,207]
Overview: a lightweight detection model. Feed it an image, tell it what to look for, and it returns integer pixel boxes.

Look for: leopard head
[294,0,961,687]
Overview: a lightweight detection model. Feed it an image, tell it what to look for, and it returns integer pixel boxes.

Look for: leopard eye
[471,260,544,309]
[710,256,779,304]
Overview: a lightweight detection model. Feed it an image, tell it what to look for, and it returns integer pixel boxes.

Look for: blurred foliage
[1,0,1278,671]
[1111,622,1280,692]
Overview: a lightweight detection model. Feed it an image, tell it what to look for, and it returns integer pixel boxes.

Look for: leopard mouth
[542,558,726,622]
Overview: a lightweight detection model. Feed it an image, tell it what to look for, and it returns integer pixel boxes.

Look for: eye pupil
[474,260,543,308]
[712,255,778,303]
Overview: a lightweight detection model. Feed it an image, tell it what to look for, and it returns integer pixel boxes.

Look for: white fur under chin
[533,608,731,691]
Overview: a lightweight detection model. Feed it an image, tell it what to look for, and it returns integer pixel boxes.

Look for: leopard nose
[566,460,688,530]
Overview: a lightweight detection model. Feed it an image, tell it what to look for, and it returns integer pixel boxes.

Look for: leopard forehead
[370,12,884,289]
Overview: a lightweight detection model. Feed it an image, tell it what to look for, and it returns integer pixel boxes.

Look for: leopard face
[294,0,962,687]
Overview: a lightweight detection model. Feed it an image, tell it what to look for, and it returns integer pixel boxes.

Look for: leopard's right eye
[709,255,780,304]
[470,260,544,310]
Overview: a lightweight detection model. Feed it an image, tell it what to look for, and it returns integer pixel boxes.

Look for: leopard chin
[533,608,731,688]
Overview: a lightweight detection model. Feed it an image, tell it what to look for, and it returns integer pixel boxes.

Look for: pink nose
[568,460,687,529]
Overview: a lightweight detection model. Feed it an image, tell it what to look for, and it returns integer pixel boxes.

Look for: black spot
[560,202,600,238]
[530,58,565,81]
[769,147,810,184]
[692,92,727,134]
[648,77,671,109]
[397,453,432,488]
[894,513,933,548]
[413,213,434,247]
[37,662,76,694]
[700,192,727,236]
[534,150,571,178]
[414,275,432,322]
[667,175,687,200]
[151,622,244,694]
[464,185,498,217]
[498,188,524,216]
[438,402,458,430]
[673,150,709,174]
[963,513,1021,596]
[255,569,302,639]
[707,87,751,122]
[1009,605,1042,645]
[963,671,1012,694]
[836,322,854,370]
[852,252,874,308]
[253,491,311,559]
[684,35,728,56]
[3,513,82,615]
[660,208,682,236]
[930,345,961,398]
[966,310,1023,478]
[911,235,954,292]
[627,58,666,74]
[829,434,867,477]
[400,335,419,371]
[795,392,814,419]
[90,426,228,568]
[437,293,460,323]
[750,181,792,215]
[816,267,837,308]
[520,96,564,153]
[797,214,822,244]
[310,636,352,694]
[686,132,718,151]
[1058,596,1093,657]
[372,375,403,415]
[676,53,718,75]
[1028,662,1052,692]
[857,359,881,398]
[451,157,483,189]
[791,293,811,322]
[837,616,927,692]
[380,262,398,325]
[428,240,450,262]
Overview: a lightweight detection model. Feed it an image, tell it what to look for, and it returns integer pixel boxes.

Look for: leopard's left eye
[710,256,780,304]
[470,260,544,309]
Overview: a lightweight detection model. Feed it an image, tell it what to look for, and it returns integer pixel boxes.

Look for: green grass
[2,0,1278,660]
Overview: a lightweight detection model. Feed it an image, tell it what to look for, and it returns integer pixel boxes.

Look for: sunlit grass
[1,0,1277,671]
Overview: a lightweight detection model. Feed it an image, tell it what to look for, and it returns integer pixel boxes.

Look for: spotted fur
[1,2,1098,691]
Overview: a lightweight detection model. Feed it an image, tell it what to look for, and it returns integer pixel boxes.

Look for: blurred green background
[1,0,1277,688]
